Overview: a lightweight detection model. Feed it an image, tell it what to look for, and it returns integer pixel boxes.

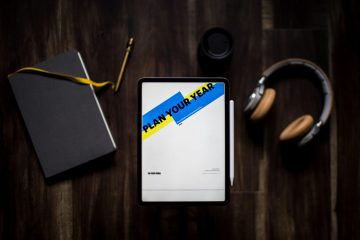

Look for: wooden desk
[0,0,359,239]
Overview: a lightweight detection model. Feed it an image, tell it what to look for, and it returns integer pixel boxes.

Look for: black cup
[198,27,233,74]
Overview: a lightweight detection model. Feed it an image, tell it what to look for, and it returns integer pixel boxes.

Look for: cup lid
[200,27,233,60]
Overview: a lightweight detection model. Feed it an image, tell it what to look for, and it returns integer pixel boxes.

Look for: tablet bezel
[138,77,230,205]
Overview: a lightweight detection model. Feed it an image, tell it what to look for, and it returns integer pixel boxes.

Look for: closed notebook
[8,49,117,178]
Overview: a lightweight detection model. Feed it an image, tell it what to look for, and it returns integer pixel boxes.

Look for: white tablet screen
[141,81,227,202]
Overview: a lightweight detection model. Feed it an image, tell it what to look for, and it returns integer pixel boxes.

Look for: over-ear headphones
[244,58,333,146]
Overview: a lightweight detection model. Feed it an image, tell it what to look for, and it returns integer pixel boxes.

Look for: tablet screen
[140,79,228,203]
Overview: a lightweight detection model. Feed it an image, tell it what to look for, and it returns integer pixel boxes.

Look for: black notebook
[8,50,117,178]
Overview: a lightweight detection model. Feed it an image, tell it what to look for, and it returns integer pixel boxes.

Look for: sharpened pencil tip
[128,37,134,46]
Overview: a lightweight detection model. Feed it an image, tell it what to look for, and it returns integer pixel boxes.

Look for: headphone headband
[250,58,333,146]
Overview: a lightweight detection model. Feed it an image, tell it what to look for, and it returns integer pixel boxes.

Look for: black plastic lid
[198,27,233,73]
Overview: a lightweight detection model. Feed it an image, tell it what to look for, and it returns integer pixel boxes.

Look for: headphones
[244,58,333,146]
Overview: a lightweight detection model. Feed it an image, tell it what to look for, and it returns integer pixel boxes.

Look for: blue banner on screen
[142,82,224,140]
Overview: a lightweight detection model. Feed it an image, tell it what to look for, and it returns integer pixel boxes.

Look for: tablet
[138,78,229,204]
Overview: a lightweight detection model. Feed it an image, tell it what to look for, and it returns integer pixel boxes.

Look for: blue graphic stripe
[142,83,224,133]
[172,83,224,124]
[142,91,184,130]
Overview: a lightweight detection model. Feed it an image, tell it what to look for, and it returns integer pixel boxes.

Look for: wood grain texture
[0,0,359,239]
[330,0,360,239]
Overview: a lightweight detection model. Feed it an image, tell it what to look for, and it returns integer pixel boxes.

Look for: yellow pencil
[115,37,134,92]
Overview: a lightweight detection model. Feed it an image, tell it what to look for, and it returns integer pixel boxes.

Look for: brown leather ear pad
[250,88,276,120]
[280,115,314,141]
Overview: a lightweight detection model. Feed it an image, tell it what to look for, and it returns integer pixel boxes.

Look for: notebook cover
[8,49,117,178]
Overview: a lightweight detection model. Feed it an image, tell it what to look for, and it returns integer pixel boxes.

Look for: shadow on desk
[45,152,115,185]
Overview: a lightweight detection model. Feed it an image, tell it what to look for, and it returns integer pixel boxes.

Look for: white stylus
[230,100,234,186]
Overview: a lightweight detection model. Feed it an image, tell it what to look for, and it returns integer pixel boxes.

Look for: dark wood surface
[1,0,359,239]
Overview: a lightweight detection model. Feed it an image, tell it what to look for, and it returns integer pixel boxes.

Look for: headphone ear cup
[279,115,314,141]
[250,88,276,120]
